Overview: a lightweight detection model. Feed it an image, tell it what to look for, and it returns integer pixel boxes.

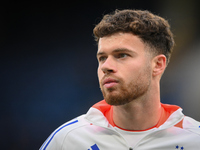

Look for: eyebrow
[97,48,136,56]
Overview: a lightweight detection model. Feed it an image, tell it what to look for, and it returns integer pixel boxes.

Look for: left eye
[118,53,128,58]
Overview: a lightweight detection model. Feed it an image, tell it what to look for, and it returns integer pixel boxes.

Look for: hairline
[97,31,160,59]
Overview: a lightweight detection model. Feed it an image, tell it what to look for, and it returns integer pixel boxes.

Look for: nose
[100,57,117,74]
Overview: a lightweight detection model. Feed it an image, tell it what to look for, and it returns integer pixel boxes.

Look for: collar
[85,100,184,131]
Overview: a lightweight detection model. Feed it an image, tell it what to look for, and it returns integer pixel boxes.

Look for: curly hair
[93,9,175,64]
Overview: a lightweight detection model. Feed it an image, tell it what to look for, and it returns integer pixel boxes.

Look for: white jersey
[40,100,200,150]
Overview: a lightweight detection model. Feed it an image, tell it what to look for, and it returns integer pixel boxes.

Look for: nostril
[107,69,114,73]
[102,68,114,74]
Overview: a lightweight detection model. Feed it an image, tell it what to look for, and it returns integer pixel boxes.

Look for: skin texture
[97,32,167,130]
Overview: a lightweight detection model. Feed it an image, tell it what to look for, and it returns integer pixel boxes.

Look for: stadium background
[1,0,200,149]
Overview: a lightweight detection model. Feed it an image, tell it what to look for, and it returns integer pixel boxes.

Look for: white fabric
[114,126,156,148]
[40,107,200,150]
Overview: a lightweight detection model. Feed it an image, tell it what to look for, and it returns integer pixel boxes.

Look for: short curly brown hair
[93,9,175,64]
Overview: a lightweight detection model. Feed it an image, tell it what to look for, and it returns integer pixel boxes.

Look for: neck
[113,83,161,131]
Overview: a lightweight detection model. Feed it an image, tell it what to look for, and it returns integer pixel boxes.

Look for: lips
[102,78,118,88]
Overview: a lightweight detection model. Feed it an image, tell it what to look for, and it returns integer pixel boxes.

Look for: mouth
[102,78,119,88]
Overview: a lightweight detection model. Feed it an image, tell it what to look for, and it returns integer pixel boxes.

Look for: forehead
[98,32,145,54]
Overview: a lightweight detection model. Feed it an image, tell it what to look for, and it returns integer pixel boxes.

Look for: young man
[40,9,200,150]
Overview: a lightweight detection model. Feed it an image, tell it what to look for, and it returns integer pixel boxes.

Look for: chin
[104,95,133,106]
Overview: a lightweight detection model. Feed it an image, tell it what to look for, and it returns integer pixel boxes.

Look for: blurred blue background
[1,0,200,149]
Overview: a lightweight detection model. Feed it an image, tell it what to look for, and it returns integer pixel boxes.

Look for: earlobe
[152,55,166,77]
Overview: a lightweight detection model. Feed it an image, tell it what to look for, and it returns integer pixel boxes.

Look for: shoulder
[182,116,200,136]
[40,115,89,150]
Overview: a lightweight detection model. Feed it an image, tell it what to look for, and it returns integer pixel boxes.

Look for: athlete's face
[97,32,153,106]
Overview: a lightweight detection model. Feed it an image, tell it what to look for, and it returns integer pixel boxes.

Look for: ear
[152,54,167,77]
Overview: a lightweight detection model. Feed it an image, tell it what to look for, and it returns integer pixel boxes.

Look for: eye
[117,53,128,58]
[98,56,107,62]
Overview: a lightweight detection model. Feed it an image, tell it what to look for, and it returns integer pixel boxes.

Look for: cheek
[97,67,103,81]
[124,65,144,81]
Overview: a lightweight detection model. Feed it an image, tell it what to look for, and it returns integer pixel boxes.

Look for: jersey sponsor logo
[88,144,100,150]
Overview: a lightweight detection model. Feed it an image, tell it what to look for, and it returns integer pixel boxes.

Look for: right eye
[98,56,107,62]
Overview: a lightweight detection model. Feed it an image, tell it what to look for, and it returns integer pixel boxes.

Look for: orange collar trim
[92,100,182,131]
